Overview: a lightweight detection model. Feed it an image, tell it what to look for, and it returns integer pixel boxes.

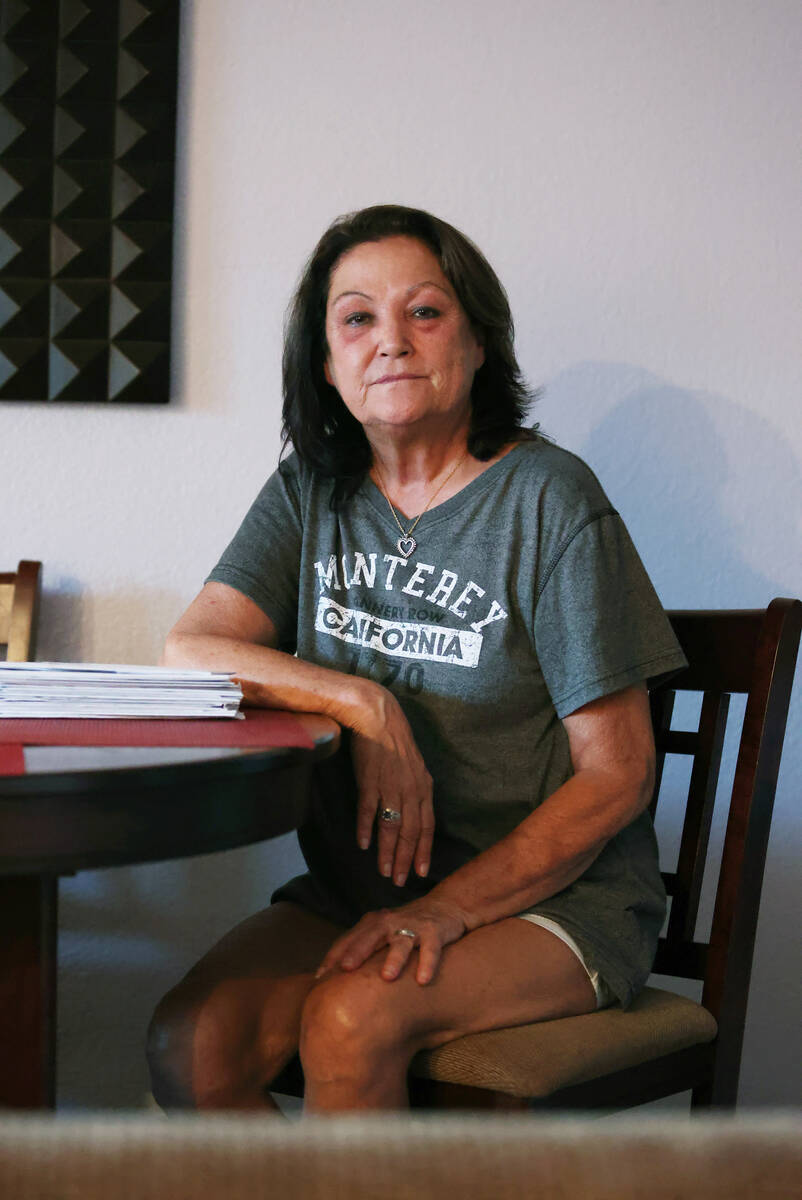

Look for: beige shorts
[517,914,616,1009]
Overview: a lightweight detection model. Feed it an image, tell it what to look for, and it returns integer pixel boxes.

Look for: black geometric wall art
[0,0,179,402]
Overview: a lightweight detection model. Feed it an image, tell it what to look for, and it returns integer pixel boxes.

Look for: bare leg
[147,902,344,1110]
[299,918,597,1112]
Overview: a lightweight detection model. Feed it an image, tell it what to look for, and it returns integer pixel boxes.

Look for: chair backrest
[649,599,801,1088]
[0,560,42,661]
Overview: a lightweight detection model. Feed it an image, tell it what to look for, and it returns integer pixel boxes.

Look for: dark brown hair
[282,204,537,507]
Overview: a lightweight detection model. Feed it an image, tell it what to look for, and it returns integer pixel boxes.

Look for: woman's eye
[344,311,371,326]
[412,306,439,319]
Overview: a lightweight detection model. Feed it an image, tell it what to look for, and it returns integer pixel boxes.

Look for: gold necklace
[373,453,467,559]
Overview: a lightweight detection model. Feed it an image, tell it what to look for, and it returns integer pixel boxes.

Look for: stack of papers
[0,662,244,719]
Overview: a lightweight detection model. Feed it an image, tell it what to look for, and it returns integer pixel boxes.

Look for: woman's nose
[377,316,410,356]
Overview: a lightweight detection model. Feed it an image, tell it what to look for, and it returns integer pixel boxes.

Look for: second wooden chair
[0,561,42,662]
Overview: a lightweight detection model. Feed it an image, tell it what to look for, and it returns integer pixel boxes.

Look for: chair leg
[690,1078,736,1110]
[691,1038,739,1109]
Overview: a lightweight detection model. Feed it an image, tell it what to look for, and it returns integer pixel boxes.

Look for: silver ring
[394,928,417,940]
[379,807,402,823]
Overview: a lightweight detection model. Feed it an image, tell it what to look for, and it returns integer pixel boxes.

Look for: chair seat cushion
[410,987,718,1098]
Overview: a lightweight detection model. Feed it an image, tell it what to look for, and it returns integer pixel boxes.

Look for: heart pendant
[397,535,416,558]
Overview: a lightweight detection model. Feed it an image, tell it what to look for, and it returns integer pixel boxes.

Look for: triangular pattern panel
[0,0,177,401]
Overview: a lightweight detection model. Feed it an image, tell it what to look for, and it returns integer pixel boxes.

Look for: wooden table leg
[0,876,57,1108]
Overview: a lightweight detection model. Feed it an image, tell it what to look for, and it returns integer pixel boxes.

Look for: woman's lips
[371,373,426,385]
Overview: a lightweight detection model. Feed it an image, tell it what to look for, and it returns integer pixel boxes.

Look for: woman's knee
[299,972,411,1084]
[146,982,204,1108]
[147,975,297,1110]
[146,977,239,1109]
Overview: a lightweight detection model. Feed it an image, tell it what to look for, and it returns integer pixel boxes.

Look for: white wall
[2,0,800,1108]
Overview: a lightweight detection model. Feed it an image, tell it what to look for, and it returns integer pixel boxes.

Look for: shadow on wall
[544,363,802,764]
[38,585,185,667]
[541,362,802,608]
[36,582,84,663]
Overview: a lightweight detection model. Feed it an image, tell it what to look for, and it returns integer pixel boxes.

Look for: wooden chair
[0,560,41,662]
[407,598,801,1112]
[270,599,801,1112]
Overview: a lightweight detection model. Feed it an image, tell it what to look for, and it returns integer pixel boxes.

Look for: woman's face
[324,236,484,441]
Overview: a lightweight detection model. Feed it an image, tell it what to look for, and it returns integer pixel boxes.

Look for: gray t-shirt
[208,438,687,1007]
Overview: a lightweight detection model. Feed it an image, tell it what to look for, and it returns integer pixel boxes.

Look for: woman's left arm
[315,683,655,985]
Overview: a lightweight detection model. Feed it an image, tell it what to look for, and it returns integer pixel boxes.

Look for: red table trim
[0,709,316,776]
[0,744,25,775]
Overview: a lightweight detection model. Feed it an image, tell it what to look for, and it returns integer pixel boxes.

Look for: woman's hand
[349,683,435,888]
[315,896,468,986]
[235,667,433,887]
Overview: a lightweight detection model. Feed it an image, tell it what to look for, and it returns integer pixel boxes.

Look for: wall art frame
[0,0,179,403]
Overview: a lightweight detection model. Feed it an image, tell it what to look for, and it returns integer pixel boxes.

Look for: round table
[0,713,340,1108]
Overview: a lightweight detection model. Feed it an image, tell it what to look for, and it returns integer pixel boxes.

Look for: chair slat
[665,691,729,950]
[648,689,675,820]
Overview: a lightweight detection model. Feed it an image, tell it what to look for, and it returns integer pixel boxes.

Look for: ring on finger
[379,807,402,823]
[394,928,417,940]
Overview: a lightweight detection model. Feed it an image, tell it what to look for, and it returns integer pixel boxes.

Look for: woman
[147,205,686,1112]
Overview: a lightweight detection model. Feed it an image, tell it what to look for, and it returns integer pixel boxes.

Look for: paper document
[0,662,243,718]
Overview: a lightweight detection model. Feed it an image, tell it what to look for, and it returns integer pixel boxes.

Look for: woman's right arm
[162,581,434,886]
